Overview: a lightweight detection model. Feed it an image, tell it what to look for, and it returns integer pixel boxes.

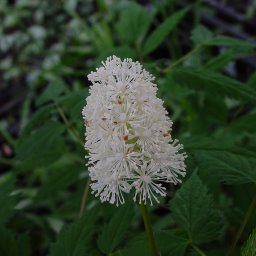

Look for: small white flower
[83,56,186,206]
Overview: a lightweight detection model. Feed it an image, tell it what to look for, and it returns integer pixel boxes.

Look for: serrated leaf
[194,150,256,184]
[16,121,65,170]
[170,173,223,244]
[143,7,189,54]
[119,233,149,256]
[171,68,256,102]
[49,206,99,256]
[97,201,134,253]
[191,25,213,45]
[36,165,82,200]
[116,3,155,46]
[0,178,16,224]
[157,231,188,256]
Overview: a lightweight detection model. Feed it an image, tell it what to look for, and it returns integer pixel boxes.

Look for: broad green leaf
[22,104,53,136]
[97,201,134,253]
[36,165,82,200]
[157,231,188,256]
[194,149,256,184]
[120,231,188,256]
[116,2,155,46]
[119,233,149,256]
[16,121,66,170]
[49,206,99,256]
[143,7,189,54]
[171,68,256,102]
[170,173,223,244]
[242,228,256,256]
[58,89,88,123]
[92,21,113,53]
[191,25,213,45]
[37,78,67,106]
[0,178,16,224]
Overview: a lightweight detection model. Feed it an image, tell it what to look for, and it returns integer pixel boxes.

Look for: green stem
[162,45,202,73]
[190,243,207,256]
[55,102,84,147]
[140,204,159,256]
[228,195,256,255]
[79,178,91,218]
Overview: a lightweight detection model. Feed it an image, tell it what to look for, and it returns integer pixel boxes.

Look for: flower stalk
[140,204,159,256]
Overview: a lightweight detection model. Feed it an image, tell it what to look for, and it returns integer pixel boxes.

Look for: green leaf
[143,7,189,55]
[170,173,223,244]
[120,231,188,256]
[119,233,149,256]
[205,49,236,71]
[0,178,16,224]
[22,104,53,136]
[227,111,256,134]
[205,36,256,49]
[36,165,82,200]
[247,72,256,89]
[116,2,155,46]
[241,228,256,256]
[171,68,256,102]
[16,121,65,170]
[97,201,134,253]
[49,206,99,256]
[157,231,188,256]
[0,226,30,256]
[194,149,256,184]
[37,78,67,106]
[191,25,213,45]
[191,26,255,49]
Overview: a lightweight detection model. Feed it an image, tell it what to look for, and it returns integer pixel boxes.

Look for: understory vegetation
[0,0,256,255]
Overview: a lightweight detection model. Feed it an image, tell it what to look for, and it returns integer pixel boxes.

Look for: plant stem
[79,178,91,218]
[228,195,256,255]
[140,204,159,256]
[54,102,91,218]
[162,45,202,73]
[190,243,207,256]
[55,102,84,147]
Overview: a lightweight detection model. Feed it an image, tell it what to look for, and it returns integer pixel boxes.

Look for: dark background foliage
[0,0,256,255]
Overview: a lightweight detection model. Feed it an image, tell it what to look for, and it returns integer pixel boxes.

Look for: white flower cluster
[82,56,186,206]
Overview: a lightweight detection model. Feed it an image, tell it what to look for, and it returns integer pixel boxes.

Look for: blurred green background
[0,0,256,255]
